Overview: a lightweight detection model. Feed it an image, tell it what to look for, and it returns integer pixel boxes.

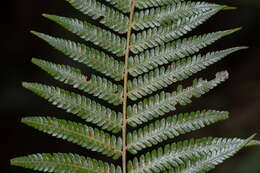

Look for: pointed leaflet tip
[246,133,260,147]
[30,30,40,37]
[21,82,29,88]
[246,133,257,143]
[231,27,243,33]
[31,57,39,64]
[222,5,237,10]
[42,13,56,21]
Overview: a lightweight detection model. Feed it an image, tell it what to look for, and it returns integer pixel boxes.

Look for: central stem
[122,1,135,173]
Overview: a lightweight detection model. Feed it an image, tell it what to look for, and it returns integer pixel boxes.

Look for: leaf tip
[31,57,41,65]
[223,5,237,10]
[22,82,29,88]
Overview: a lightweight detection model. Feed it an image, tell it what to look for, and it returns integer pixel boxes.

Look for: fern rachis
[11,0,260,173]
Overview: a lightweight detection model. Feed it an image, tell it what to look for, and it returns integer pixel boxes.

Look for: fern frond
[127,110,229,154]
[128,47,245,100]
[133,2,221,31]
[135,0,183,10]
[105,0,185,12]
[11,153,121,173]
[128,28,241,76]
[104,0,131,13]
[31,31,124,81]
[130,7,224,54]
[127,136,253,173]
[22,82,122,133]
[32,58,123,105]
[246,140,260,147]
[64,0,129,34]
[166,136,256,173]
[43,14,126,57]
[22,117,122,159]
[127,71,228,127]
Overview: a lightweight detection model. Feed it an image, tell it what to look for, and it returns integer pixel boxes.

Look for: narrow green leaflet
[128,28,241,76]
[31,31,124,81]
[128,47,246,100]
[133,1,221,31]
[135,0,184,10]
[64,0,129,34]
[127,110,229,154]
[22,117,122,159]
[22,82,122,133]
[104,0,131,13]
[166,136,258,173]
[11,153,122,173]
[128,136,254,173]
[43,14,126,57]
[104,0,185,12]
[130,6,224,54]
[127,71,229,127]
[32,58,123,105]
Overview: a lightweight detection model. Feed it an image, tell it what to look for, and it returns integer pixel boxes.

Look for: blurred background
[1,0,260,172]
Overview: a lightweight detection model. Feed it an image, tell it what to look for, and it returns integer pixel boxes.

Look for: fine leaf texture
[22,82,122,133]
[128,47,246,100]
[165,136,256,173]
[128,28,241,76]
[127,71,229,127]
[130,6,224,54]
[135,0,185,10]
[64,0,129,34]
[12,0,260,173]
[127,110,229,154]
[11,153,122,173]
[104,0,131,13]
[133,2,222,31]
[127,136,253,173]
[43,14,126,57]
[31,31,124,81]
[22,117,122,159]
[105,0,186,12]
[32,58,123,105]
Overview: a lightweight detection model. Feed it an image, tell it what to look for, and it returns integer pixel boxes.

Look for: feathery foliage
[127,110,229,154]
[31,31,125,81]
[22,117,122,159]
[11,153,121,173]
[22,82,122,133]
[12,0,260,173]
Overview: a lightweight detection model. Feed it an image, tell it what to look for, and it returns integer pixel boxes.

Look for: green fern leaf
[166,136,256,173]
[133,2,221,31]
[128,47,245,100]
[22,82,122,133]
[130,7,223,54]
[135,0,184,10]
[13,0,260,173]
[11,153,121,173]
[127,110,229,154]
[31,31,124,81]
[32,58,123,105]
[127,136,253,173]
[128,28,241,76]
[247,140,260,147]
[127,71,228,127]
[105,0,131,13]
[64,0,129,34]
[105,0,185,12]
[22,117,122,159]
[43,14,126,57]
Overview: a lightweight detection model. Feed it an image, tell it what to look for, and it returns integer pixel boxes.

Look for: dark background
[1,0,260,172]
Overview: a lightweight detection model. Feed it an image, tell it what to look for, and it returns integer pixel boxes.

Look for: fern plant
[11,0,260,173]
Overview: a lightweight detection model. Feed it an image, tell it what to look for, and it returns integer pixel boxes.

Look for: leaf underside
[12,0,260,173]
